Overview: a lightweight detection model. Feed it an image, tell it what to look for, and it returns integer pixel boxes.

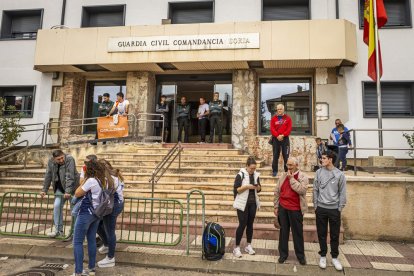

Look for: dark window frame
[0,85,36,118]
[81,4,126,28]
[261,0,311,21]
[168,0,215,24]
[258,77,314,136]
[358,0,412,29]
[362,81,414,118]
[0,9,44,41]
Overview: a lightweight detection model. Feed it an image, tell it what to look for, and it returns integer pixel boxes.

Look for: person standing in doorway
[274,157,308,265]
[41,149,79,238]
[93,93,113,145]
[313,151,347,271]
[232,157,261,258]
[108,92,129,117]
[208,92,223,143]
[155,95,169,142]
[270,104,292,177]
[197,97,209,143]
[176,96,190,143]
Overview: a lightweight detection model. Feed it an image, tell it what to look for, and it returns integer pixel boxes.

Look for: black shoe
[278,256,287,264]
[298,258,307,265]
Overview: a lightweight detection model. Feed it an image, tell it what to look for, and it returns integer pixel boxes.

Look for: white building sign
[108,33,259,52]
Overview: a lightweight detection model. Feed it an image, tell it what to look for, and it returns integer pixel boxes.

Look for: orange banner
[97,116,129,139]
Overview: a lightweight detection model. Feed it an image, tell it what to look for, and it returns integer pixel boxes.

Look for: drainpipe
[335,0,339,19]
[61,0,66,26]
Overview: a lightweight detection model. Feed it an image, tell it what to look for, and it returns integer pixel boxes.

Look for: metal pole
[373,0,383,156]
[353,130,357,176]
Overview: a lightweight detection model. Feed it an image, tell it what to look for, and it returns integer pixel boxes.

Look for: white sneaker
[319,257,327,269]
[233,247,242,258]
[244,244,256,255]
[98,245,109,254]
[98,256,115,268]
[332,258,343,271]
[47,231,61,238]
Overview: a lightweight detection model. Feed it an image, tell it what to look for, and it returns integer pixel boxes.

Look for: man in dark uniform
[209,92,223,143]
[176,96,190,143]
[155,95,169,142]
[93,93,114,145]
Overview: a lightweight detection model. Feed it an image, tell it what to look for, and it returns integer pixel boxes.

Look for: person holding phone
[232,157,261,258]
[274,157,308,265]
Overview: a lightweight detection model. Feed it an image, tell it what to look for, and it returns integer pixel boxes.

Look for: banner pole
[373,0,383,156]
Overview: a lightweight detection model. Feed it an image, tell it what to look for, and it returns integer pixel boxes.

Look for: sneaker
[71,270,89,276]
[332,258,343,271]
[244,244,256,255]
[98,256,115,268]
[98,245,109,254]
[233,247,242,258]
[272,171,277,177]
[47,231,62,238]
[319,257,327,269]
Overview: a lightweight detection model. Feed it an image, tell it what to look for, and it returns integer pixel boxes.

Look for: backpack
[202,222,226,261]
[88,179,115,219]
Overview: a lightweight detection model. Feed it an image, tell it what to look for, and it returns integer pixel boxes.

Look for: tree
[0,97,25,148]
[403,131,414,158]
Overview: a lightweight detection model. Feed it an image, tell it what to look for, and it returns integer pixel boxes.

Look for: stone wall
[126,72,156,137]
[59,73,86,142]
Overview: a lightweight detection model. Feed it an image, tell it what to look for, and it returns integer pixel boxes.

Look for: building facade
[1,0,413,168]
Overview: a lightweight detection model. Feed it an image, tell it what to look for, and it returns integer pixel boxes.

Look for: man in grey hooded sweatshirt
[313,151,346,271]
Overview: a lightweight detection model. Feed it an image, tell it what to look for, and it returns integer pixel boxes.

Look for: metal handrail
[149,142,183,198]
[347,128,414,175]
[1,123,46,147]
[186,189,205,256]
[136,113,165,143]
[0,140,29,169]
[44,114,137,146]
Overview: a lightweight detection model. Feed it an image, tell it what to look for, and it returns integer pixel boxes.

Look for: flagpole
[373,0,383,156]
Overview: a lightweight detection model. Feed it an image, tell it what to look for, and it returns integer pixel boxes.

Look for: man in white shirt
[197,97,209,143]
[108,92,129,117]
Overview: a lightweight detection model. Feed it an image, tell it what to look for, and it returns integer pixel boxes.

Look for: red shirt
[270,114,292,138]
[279,172,301,211]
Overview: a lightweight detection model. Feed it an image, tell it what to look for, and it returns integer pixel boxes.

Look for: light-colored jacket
[274,171,309,214]
[233,168,261,211]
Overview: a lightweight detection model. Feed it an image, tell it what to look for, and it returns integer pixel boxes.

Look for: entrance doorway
[156,74,232,143]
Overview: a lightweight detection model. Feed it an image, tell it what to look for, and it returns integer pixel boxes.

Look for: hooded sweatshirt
[313,167,347,211]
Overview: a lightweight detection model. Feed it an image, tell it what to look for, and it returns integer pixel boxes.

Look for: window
[169,1,214,24]
[363,82,414,118]
[359,0,412,28]
[81,5,125,28]
[0,86,35,117]
[262,0,310,21]
[1,9,43,39]
[260,79,312,135]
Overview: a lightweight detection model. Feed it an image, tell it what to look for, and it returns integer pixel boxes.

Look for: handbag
[113,114,119,125]
[71,196,84,217]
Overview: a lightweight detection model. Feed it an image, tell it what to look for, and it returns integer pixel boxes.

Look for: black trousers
[278,205,305,260]
[235,202,257,246]
[177,117,189,143]
[209,115,222,143]
[272,136,290,173]
[198,118,208,142]
[315,207,341,258]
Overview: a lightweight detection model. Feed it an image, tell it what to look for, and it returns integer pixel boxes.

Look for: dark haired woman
[97,159,125,268]
[232,157,261,258]
[72,160,114,276]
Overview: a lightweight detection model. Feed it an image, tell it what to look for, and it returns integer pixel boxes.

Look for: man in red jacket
[270,104,292,177]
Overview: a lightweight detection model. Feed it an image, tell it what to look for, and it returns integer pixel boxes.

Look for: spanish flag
[363,0,387,81]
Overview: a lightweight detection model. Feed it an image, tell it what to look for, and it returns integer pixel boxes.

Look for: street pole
[373,0,384,156]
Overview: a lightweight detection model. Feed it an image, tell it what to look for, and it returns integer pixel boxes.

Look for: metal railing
[149,142,183,199]
[186,189,206,255]
[0,192,73,239]
[348,128,413,175]
[0,140,29,169]
[136,113,164,143]
[44,114,137,146]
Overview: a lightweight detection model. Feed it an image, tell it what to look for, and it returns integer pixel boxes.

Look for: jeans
[53,193,66,233]
[338,147,348,170]
[278,205,305,260]
[73,209,100,274]
[272,136,290,173]
[235,202,257,246]
[315,207,341,258]
[97,200,124,258]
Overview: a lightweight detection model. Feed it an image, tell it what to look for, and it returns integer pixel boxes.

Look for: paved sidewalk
[0,234,413,275]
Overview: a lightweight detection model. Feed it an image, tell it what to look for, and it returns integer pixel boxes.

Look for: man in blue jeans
[41,149,79,238]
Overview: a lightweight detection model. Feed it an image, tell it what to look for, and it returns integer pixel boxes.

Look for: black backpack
[202,222,226,261]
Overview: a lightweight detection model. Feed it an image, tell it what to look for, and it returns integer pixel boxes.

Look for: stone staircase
[0,143,343,242]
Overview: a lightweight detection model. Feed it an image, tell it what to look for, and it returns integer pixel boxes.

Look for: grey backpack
[88,179,115,219]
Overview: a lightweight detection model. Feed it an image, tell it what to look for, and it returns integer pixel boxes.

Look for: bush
[403,131,414,158]
[0,97,25,148]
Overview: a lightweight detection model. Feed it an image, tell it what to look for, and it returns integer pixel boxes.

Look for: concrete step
[97,154,254,162]
[99,160,252,168]
[101,148,243,156]
[161,143,233,149]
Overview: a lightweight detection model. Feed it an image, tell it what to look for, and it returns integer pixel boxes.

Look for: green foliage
[0,97,25,148]
[403,131,414,158]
